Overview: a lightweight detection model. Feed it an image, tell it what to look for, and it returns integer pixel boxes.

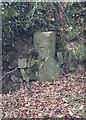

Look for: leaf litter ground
[1,73,85,119]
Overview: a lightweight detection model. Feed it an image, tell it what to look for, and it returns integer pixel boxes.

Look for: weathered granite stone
[34,31,56,59]
[11,75,18,82]
[57,52,64,65]
[20,69,26,80]
[27,60,31,68]
[18,57,39,81]
[39,57,60,82]
[66,50,75,71]
[33,31,60,81]
[18,58,27,68]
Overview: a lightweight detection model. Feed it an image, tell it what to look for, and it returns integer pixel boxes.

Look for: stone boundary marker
[34,31,60,81]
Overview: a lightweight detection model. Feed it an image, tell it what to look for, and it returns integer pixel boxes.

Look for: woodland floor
[1,73,86,119]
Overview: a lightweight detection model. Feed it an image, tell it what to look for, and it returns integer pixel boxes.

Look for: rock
[68,51,73,62]
[57,52,64,65]
[76,64,85,74]
[39,57,60,82]
[8,65,13,69]
[18,58,27,68]
[11,74,23,82]
[67,52,74,70]
[35,71,39,77]
[24,77,30,82]
[11,75,18,82]
[20,69,27,81]
[34,31,56,59]
[27,60,30,68]
[18,78,23,82]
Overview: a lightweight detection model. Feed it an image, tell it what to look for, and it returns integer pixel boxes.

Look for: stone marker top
[34,31,55,36]
[34,31,56,59]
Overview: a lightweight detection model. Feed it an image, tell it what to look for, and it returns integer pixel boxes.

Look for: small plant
[69,28,80,39]
[74,45,85,62]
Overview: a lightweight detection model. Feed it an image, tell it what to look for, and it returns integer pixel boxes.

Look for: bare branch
[52,2,71,26]
[58,2,70,25]
[28,2,38,23]
[2,67,18,80]
[2,48,36,80]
